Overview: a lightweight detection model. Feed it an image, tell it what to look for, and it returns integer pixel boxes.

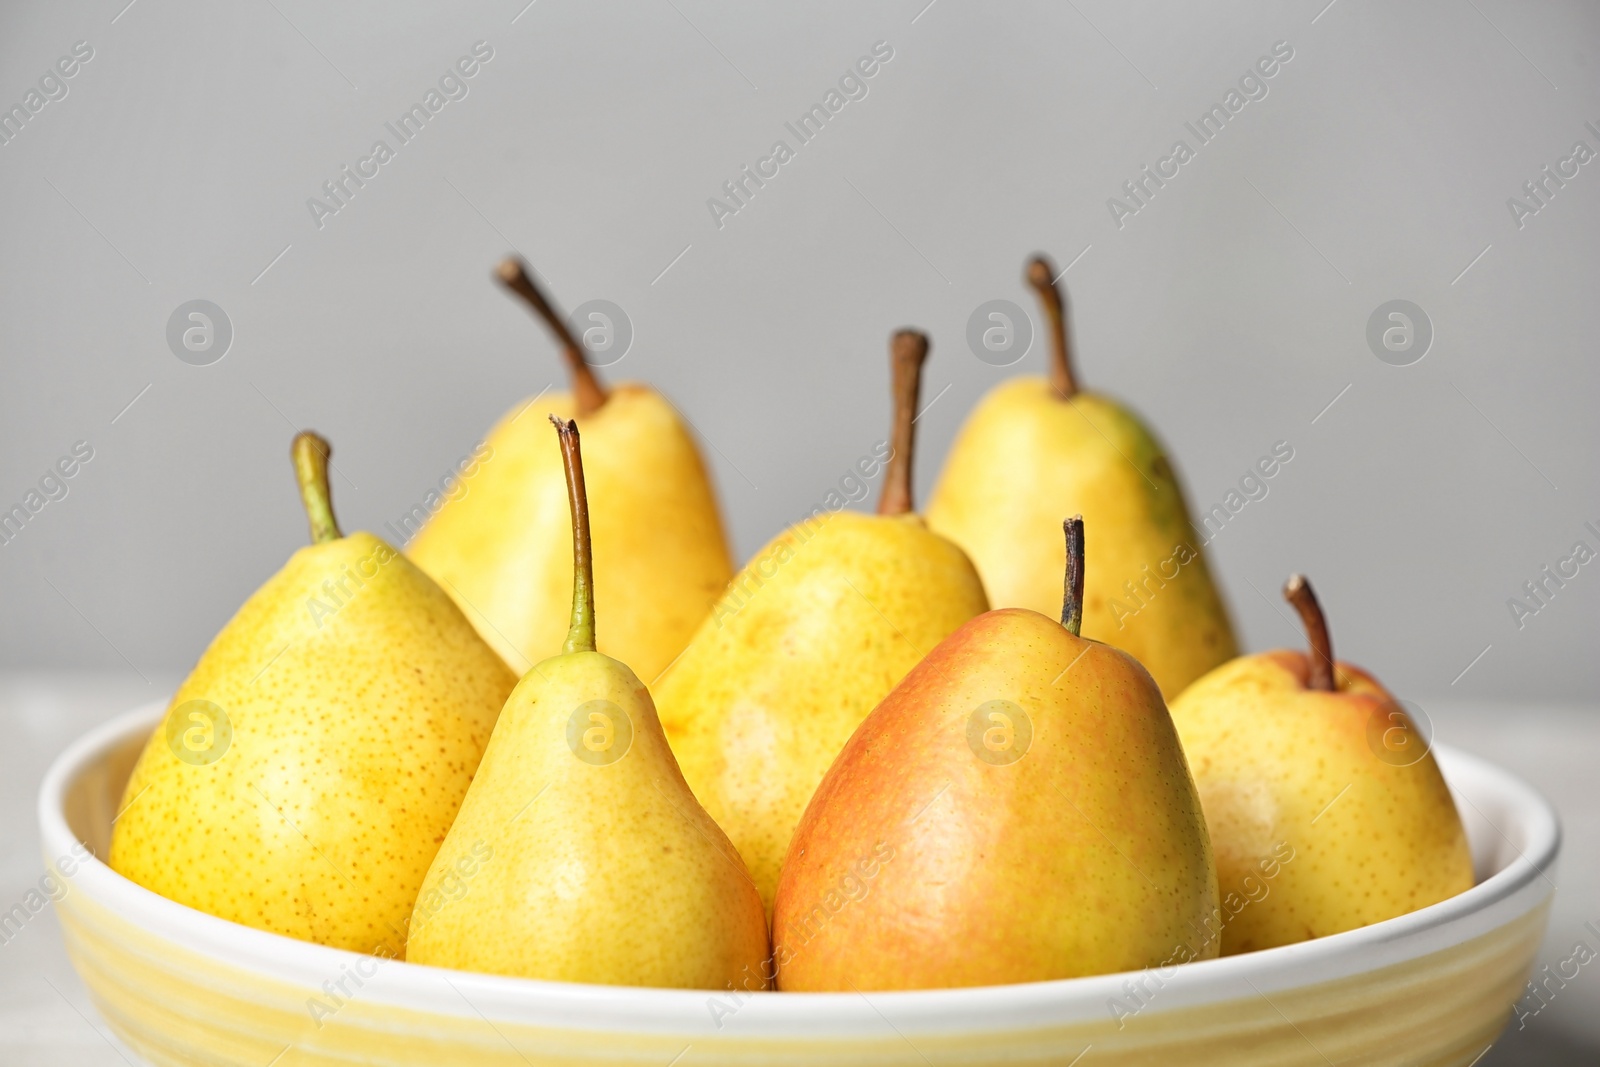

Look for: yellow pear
[926,253,1236,698]
[1168,575,1474,954]
[109,433,514,956]
[406,416,769,988]
[407,258,733,683]
[657,331,990,913]
[774,518,1219,990]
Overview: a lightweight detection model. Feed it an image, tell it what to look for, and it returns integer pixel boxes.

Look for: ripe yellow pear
[926,254,1236,698]
[774,518,1219,990]
[1168,575,1474,954]
[406,417,769,988]
[109,433,515,956]
[657,331,990,913]
[407,258,733,683]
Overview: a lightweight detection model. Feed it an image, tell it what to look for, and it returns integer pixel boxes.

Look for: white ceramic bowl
[41,702,1558,1066]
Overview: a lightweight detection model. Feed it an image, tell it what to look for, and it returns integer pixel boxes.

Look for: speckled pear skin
[655,511,990,913]
[1169,651,1474,954]
[108,533,515,957]
[407,385,733,683]
[405,651,771,988]
[773,607,1219,991]
[926,379,1236,699]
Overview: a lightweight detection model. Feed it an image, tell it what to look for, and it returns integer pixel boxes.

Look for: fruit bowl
[41,702,1557,1067]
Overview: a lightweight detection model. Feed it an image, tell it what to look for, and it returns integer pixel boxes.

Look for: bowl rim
[39,700,1561,1038]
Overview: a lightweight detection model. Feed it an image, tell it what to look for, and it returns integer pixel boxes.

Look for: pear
[406,258,733,683]
[773,518,1218,990]
[405,416,769,988]
[109,433,515,956]
[1168,575,1474,954]
[926,253,1236,698]
[657,331,990,914]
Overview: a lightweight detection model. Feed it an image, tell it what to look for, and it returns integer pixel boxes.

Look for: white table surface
[2,672,1595,1066]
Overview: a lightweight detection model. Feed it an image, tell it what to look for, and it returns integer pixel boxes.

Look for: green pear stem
[1283,574,1335,691]
[1027,255,1078,401]
[1061,516,1085,636]
[290,431,342,544]
[498,258,608,417]
[877,329,929,517]
[551,416,597,654]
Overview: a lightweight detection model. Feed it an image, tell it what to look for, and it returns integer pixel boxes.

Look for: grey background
[1,0,1597,701]
[1,4,1599,1063]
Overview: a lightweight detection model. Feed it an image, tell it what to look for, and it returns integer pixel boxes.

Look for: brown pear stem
[551,416,596,654]
[1283,574,1335,691]
[877,330,928,517]
[290,431,341,544]
[497,258,608,416]
[1061,516,1085,635]
[1027,255,1078,400]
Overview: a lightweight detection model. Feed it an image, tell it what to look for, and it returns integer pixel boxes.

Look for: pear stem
[290,432,341,544]
[877,330,929,517]
[1283,574,1335,691]
[1027,255,1078,401]
[551,416,597,654]
[1061,516,1085,636]
[497,258,608,416]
